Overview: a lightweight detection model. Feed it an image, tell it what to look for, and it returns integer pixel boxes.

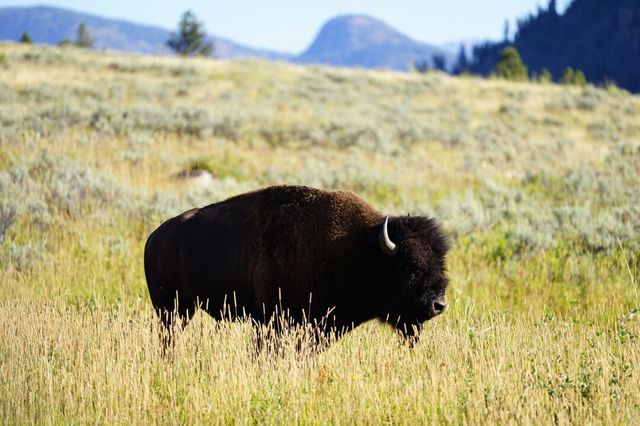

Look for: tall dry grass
[0,42,639,424]
[1,297,638,424]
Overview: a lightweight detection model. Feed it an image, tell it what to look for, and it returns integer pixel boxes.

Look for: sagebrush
[0,43,639,424]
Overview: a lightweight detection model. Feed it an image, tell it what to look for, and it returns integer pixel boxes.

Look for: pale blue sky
[0,1,572,53]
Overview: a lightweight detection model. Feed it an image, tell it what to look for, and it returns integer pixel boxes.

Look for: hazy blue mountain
[0,5,292,60]
[297,15,452,70]
[0,6,455,70]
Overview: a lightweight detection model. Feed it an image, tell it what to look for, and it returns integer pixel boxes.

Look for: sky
[0,1,573,53]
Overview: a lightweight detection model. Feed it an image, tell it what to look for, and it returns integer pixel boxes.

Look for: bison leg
[252,320,282,356]
[150,290,198,351]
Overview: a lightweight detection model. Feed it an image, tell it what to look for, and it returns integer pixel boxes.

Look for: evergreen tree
[454,45,469,74]
[20,32,32,44]
[431,54,447,72]
[468,0,640,93]
[494,47,528,81]
[538,68,552,83]
[413,60,429,74]
[561,67,575,84]
[562,68,588,86]
[414,54,446,74]
[167,10,214,57]
[503,20,511,42]
[573,70,587,86]
[76,23,94,48]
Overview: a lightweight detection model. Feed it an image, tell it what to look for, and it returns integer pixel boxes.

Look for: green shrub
[573,70,587,86]
[494,47,529,81]
[561,67,587,86]
[561,67,575,85]
[20,32,32,44]
[538,68,552,83]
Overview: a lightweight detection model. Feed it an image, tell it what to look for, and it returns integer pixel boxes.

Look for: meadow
[0,42,639,424]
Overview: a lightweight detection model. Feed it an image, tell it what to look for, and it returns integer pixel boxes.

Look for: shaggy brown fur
[144,185,449,344]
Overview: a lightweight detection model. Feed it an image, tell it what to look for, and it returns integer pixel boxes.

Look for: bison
[144,185,449,347]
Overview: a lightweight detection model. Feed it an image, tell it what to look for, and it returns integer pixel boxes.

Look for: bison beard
[144,185,449,349]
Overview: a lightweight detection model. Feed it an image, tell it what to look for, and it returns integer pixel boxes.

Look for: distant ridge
[297,15,452,70]
[0,5,456,70]
[0,5,292,60]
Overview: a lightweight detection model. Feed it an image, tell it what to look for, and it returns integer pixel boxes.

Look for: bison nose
[432,299,447,316]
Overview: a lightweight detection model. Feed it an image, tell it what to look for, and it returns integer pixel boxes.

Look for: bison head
[376,215,449,340]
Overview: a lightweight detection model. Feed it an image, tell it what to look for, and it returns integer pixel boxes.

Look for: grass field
[1,43,639,424]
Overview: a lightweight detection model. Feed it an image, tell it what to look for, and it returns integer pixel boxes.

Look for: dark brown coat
[144,185,449,341]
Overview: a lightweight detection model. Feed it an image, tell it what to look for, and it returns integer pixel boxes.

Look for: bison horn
[378,216,398,256]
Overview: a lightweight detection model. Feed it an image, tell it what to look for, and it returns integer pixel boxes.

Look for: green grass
[0,42,639,424]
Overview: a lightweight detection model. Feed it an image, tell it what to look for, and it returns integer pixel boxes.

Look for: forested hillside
[470,0,640,92]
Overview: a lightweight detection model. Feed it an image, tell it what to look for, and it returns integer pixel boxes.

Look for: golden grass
[1,298,638,424]
[1,43,639,424]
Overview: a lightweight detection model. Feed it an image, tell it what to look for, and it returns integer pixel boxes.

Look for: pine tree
[561,67,588,86]
[538,68,552,83]
[167,11,214,57]
[431,54,447,72]
[494,47,528,81]
[573,70,587,86]
[413,60,429,74]
[454,45,469,75]
[414,54,446,74]
[76,23,94,48]
[20,32,32,44]
[561,67,575,84]
[503,20,511,42]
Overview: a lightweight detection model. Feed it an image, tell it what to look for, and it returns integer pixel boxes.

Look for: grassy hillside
[0,42,639,424]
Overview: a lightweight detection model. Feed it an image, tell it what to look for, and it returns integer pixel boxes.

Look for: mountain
[0,6,454,71]
[469,0,640,92]
[0,5,291,60]
[297,15,453,71]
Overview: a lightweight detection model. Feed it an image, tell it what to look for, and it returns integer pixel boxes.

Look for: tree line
[418,0,640,92]
[16,10,214,57]
[18,22,95,49]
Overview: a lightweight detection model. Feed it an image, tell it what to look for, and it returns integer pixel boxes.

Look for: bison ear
[378,216,398,256]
